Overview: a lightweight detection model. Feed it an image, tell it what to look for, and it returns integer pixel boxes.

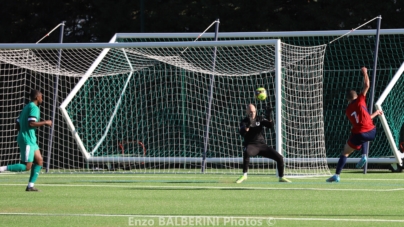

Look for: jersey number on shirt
[350,111,359,123]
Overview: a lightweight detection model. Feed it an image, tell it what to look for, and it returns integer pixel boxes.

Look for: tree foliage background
[0,0,403,43]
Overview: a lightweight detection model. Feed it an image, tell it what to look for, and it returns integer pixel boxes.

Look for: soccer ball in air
[255,87,267,101]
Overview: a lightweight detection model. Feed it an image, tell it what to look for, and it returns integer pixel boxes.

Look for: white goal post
[375,62,404,166]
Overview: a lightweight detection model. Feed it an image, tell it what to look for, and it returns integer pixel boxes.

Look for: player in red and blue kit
[327,67,383,183]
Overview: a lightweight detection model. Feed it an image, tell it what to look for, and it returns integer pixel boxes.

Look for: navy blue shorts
[347,128,376,150]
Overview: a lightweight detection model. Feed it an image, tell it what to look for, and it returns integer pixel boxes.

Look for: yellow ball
[255,87,267,101]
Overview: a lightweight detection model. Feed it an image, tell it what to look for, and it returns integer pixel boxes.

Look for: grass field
[1,170,404,227]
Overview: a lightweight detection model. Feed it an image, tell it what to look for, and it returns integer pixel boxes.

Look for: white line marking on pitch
[3,174,404,181]
[1,183,403,191]
[344,178,404,181]
[0,213,403,223]
[0,174,272,179]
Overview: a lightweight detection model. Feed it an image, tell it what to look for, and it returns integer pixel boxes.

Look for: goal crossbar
[0,40,280,50]
[114,29,404,39]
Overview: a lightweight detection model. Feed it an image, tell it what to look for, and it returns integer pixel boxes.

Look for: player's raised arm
[263,106,274,128]
[370,109,383,119]
[361,66,370,96]
[260,116,274,129]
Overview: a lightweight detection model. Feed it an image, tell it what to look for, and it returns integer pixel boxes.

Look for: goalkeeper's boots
[279,177,292,183]
[236,175,247,184]
[326,175,340,183]
[26,186,40,192]
[356,156,367,169]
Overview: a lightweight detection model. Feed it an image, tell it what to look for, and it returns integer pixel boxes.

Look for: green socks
[28,164,42,183]
[7,163,27,172]
[5,163,42,188]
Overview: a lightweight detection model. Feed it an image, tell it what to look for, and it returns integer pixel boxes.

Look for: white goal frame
[63,39,283,163]
[0,39,283,164]
[110,30,404,165]
[375,62,404,166]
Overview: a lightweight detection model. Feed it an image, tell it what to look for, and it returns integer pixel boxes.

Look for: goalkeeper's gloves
[247,117,251,127]
[242,118,251,129]
[239,118,251,136]
[265,106,273,121]
[255,116,264,122]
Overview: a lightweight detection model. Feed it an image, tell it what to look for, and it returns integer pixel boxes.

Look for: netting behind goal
[2,29,404,174]
[120,30,404,160]
[0,60,82,169]
[0,40,329,175]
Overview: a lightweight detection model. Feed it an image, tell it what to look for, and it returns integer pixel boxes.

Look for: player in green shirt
[0,90,52,191]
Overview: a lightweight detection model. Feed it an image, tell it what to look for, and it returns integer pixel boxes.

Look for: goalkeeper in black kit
[236,104,291,183]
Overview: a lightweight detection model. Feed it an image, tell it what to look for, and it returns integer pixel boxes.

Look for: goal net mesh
[0,41,329,175]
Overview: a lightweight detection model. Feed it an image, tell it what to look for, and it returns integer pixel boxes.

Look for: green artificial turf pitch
[1,170,404,227]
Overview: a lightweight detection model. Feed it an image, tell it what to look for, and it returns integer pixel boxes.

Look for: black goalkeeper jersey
[239,116,274,146]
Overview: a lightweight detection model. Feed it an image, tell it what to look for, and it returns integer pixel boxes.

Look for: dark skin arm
[17,120,52,131]
[29,120,52,127]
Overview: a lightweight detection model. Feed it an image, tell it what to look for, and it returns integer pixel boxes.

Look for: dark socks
[336,155,347,175]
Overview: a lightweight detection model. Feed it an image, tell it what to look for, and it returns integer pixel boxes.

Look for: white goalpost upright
[375,62,404,167]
